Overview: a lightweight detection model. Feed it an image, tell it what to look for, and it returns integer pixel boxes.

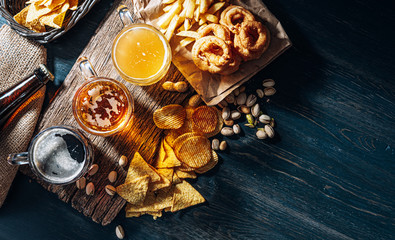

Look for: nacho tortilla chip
[157,168,174,183]
[125,186,175,212]
[126,152,161,183]
[149,169,171,191]
[175,169,197,179]
[116,175,150,205]
[172,171,182,185]
[154,139,182,169]
[39,2,69,28]
[153,104,186,129]
[171,181,205,212]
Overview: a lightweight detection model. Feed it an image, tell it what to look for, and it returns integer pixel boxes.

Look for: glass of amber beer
[73,57,133,137]
[112,5,172,86]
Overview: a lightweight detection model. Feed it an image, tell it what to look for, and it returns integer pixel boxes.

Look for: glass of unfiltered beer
[7,125,93,185]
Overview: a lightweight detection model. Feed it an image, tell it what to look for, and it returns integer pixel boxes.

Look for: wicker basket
[0,0,99,44]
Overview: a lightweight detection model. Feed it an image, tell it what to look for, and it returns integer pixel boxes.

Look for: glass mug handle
[7,152,29,165]
[117,5,135,26]
[77,57,98,80]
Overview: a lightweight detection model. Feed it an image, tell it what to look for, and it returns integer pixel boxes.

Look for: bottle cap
[39,64,55,82]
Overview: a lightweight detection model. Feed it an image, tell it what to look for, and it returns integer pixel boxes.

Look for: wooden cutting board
[20,0,191,226]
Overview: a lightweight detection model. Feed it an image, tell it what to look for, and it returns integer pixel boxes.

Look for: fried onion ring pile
[192,36,238,75]
[191,5,270,75]
[219,6,255,34]
[233,21,270,61]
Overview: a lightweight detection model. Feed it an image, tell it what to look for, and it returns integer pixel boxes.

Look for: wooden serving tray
[20,0,191,225]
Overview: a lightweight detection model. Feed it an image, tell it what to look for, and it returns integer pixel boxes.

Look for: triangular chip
[116,175,150,205]
[39,2,69,28]
[152,139,167,169]
[171,181,205,212]
[175,169,197,179]
[162,138,182,168]
[172,171,182,185]
[126,152,161,183]
[156,168,174,183]
[125,186,175,212]
[149,167,171,191]
[125,211,141,218]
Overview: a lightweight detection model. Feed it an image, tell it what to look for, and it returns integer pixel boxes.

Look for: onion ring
[234,21,270,61]
[198,24,232,45]
[192,36,232,74]
[219,5,255,34]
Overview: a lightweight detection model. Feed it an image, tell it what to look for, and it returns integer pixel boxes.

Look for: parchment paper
[133,0,292,105]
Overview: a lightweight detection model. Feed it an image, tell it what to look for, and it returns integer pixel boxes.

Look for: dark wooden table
[0,0,394,239]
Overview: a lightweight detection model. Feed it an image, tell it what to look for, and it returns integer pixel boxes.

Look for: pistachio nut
[238,105,250,114]
[88,164,99,176]
[221,127,234,136]
[233,88,240,96]
[256,129,268,139]
[105,185,117,196]
[108,171,117,183]
[256,89,264,98]
[251,103,260,117]
[233,124,241,134]
[119,155,128,168]
[212,139,220,150]
[259,114,271,124]
[115,225,125,239]
[246,114,255,125]
[262,79,275,88]
[219,141,227,151]
[246,94,257,107]
[222,107,230,120]
[244,123,255,128]
[236,92,246,105]
[223,119,234,126]
[86,182,95,196]
[218,100,228,108]
[225,93,235,104]
[76,177,86,190]
[264,124,275,138]
[230,110,241,120]
[239,86,246,93]
[264,87,276,96]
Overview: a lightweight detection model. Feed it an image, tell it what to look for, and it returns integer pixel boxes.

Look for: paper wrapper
[132,0,292,105]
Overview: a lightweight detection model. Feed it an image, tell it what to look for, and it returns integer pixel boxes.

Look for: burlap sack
[0,24,47,207]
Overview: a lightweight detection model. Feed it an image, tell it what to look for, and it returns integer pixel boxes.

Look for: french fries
[160,0,228,43]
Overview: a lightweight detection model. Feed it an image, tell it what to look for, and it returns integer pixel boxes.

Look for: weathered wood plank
[19,0,191,225]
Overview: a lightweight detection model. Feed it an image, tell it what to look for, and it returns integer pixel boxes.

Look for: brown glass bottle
[0,64,54,130]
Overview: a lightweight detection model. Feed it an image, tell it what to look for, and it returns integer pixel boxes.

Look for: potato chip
[177,163,195,172]
[125,186,175,212]
[176,135,211,168]
[117,175,150,205]
[126,152,161,183]
[192,106,218,135]
[171,181,205,212]
[175,169,197,179]
[195,150,218,174]
[174,106,195,136]
[205,107,223,138]
[173,132,203,156]
[153,104,186,129]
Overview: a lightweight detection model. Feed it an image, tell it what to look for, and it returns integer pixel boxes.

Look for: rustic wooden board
[20,0,191,226]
